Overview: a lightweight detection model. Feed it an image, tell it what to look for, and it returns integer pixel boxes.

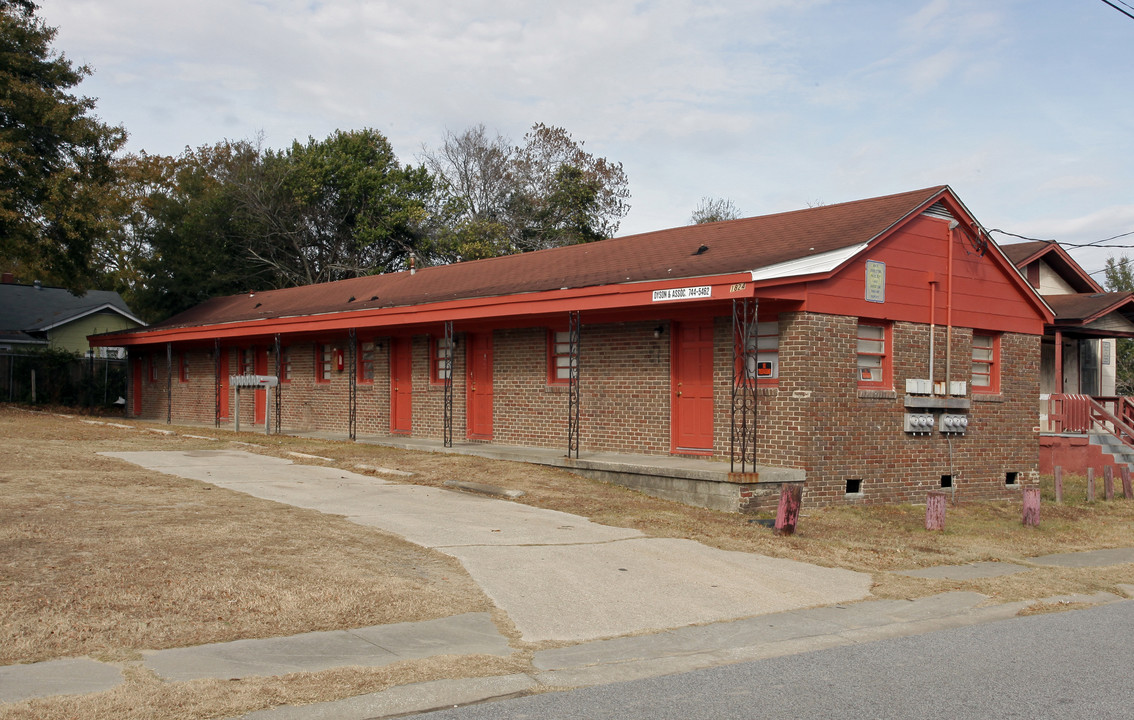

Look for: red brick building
[92,186,1054,509]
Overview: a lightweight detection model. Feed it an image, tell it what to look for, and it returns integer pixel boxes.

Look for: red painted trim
[356,337,375,385]
[546,327,570,386]
[856,320,892,389]
[90,272,756,347]
[971,332,1000,394]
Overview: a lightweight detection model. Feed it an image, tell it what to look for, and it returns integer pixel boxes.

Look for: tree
[421,123,630,258]
[419,124,513,261]
[1104,255,1134,395]
[508,123,630,251]
[135,141,270,320]
[690,197,741,224]
[0,1,127,291]
[234,129,434,286]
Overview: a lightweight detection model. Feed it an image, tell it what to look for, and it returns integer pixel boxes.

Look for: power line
[987,228,1134,248]
[1100,0,1134,20]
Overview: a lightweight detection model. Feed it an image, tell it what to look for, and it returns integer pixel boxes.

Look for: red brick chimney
[1,272,14,284]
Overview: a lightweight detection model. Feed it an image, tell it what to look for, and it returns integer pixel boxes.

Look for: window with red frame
[239,348,255,376]
[547,330,575,384]
[179,353,189,383]
[972,333,999,393]
[430,336,453,384]
[856,322,890,388]
[357,340,375,383]
[277,346,292,382]
[737,321,780,384]
[316,344,333,382]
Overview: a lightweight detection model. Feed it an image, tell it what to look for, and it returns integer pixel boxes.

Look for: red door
[218,350,230,421]
[390,338,412,434]
[253,347,268,424]
[466,333,494,439]
[131,356,143,416]
[672,321,715,454]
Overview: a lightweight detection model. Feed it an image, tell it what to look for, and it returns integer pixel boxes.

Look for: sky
[38,0,1134,281]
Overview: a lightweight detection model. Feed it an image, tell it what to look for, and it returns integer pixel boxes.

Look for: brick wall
[131,311,1041,507]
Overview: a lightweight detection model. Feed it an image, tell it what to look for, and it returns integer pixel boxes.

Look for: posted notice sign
[865,260,885,303]
[652,285,712,302]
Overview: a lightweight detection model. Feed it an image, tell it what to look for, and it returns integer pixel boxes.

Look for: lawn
[2,405,1133,719]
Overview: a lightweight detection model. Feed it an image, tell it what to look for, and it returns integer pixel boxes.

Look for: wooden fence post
[1122,466,1132,500]
[926,491,947,531]
[1054,466,1063,504]
[1022,486,1041,527]
[1087,468,1096,503]
[1104,466,1115,501]
[774,483,802,537]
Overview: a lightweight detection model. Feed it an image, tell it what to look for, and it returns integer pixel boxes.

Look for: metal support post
[274,333,282,434]
[348,328,357,441]
[567,310,581,459]
[214,339,221,427]
[730,298,758,472]
[166,342,172,424]
[443,321,454,448]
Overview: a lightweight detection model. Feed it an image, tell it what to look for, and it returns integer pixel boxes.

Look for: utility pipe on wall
[945,220,959,392]
[928,272,938,394]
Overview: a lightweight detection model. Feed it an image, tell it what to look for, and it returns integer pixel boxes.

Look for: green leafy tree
[0,1,126,291]
[136,141,269,320]
[1104,255,1134,395]
[235,128,434,286]
[508,123,630,251]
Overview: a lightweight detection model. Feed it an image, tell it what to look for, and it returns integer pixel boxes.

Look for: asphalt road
[418,599,1134,720]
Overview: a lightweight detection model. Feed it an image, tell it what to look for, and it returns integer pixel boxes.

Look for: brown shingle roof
[143,186,948,333]
[1045,292,1134,324]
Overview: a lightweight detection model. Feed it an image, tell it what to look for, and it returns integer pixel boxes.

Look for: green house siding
[51,312,141,354]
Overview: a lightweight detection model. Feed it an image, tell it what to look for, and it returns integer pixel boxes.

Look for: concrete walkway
[101,449,871,644]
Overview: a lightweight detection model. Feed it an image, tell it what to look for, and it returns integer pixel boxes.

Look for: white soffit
[749,243,869,282]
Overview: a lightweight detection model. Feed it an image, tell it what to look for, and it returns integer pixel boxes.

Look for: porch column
[348,328,357,441]
[214,339,221,428]
[166,341,172,424]
[1054,330,1064,394]
[273,333,282,434]
[566,311,581,459]
[443,321,454,448]
[731,298,758,472]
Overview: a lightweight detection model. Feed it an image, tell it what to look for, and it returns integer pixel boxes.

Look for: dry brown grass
[0,407,491,667]
[5,405,1134,718]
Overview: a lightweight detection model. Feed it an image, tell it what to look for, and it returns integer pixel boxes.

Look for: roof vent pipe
[409,252,416,276]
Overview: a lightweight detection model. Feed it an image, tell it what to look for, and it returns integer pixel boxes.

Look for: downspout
[928,273,938,394]
[946,220,959,502]
[946,220,958,392]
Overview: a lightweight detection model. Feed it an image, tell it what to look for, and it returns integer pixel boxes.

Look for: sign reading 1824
[652,285,712,302]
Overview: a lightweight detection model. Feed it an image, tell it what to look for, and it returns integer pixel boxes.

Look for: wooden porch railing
[1043,394,1134,452]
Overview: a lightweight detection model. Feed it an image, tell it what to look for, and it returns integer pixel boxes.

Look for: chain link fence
[0,349,127,408]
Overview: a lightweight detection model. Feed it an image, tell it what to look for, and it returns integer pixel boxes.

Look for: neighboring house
[0,276,144,356]
[92,186,1055,509]
[1002,241,1134,475]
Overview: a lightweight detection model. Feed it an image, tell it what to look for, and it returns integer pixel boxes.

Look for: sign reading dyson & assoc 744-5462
[652,285,712,302]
